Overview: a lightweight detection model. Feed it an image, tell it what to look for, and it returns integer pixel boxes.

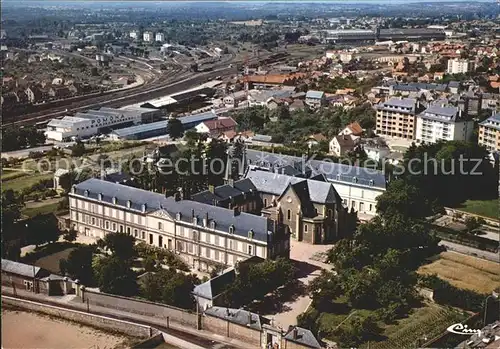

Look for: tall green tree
[168,118,184,140]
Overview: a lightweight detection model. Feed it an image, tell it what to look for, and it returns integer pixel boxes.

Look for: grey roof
[179,111,217,125]
[251,134,273,142]
[72,179,273,242]
[377,97,417,111]
[419,104,460,123]
[246,169,339,204]
[479,112,500,131]
[1,259,47,278]
[284,326,322,349]
[246,149,386,189]
[205,306,262,331]
[306,90,325,99]
[192,269,236,300]
[448,81,460,88]
[111,121,167,138]
[191,179,257,205]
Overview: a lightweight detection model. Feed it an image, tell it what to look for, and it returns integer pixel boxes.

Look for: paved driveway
[263,240,334,329]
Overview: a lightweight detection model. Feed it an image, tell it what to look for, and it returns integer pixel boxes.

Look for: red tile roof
[202,117,238,131]
[346,122,363,136]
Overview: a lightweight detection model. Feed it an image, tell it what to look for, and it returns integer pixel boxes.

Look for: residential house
[478,113,500,152]
[69,178,290,272]
[283,326,322,349]
[329,135,356,157]
[289,99,306,111]
[195,118,238,137]
[25,86,45,104]
[339,121,363,139]
[375,97,422,139]
[305,90,326,109]
[306,134,327,148]
[48,86,71,99]
[416,103,474,144]
[481,93,500,111]
[363,141,391,162]
[223,90,247,108]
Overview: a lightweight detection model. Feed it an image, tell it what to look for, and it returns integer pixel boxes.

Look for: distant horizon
[1,0,495,3]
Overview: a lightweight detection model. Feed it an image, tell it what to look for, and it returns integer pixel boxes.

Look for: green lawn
[2,173,53,192]
[455,199,499,220]
[22,201,63,218]
[1,168,31,181]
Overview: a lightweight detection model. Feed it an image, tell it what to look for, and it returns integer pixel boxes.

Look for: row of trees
[2,126,46,152]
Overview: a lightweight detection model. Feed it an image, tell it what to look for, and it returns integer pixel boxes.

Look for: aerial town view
[1,0,500,348]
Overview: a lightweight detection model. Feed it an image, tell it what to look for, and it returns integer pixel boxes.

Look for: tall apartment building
[416,104,474,144]
[447,58,475,75]
[69,179,290,271]
[375,97,422,139]
[143,31,153,42]
[478,113,500,152]
[155,32,165,42]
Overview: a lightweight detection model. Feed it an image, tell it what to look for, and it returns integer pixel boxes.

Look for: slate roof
[306,90,325,99]
[246,149,386,189]
[419,104,460,122]
[479,112,500,131]
[1,259,49,278]
[376,97,417,113]
[191,179,257,206]
[284,326,322,349]
[192,269,236,300]
[245,169,340,205]
[205,306,262,331]
[73,179,273,242]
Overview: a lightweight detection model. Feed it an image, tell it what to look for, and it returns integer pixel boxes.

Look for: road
[439,240,499,263]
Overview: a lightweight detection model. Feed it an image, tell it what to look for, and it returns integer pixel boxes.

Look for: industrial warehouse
[323,27,446,43]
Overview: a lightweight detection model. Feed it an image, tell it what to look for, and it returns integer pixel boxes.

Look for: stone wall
[202,314,262,347]
[82,289,198,327]
[2,295,153,338]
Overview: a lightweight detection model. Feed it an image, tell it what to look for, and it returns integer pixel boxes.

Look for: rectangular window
[91,217,95,225]
[248,245,253,255]
[168,239,172,250]
[214,235,219,246]
[228,240,233,251]
[188,243,193,253]
[120,225,124,233]
[142,231,145,239]
[106,221,109,229]
[177,241,184,252]
[214,250,219,261]
[134,229,138,237]
[149,234,153,245]
[127,227,131,235]
[304,224,308,233]
[287,210,291,220]
[158,236,163,248]
[112,223,116,231]
[158,222,162,230]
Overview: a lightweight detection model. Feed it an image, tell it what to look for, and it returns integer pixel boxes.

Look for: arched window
[287,210,291,220]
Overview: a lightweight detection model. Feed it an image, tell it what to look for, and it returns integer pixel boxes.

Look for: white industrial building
[45,107,158,141]
[415,104,474,144]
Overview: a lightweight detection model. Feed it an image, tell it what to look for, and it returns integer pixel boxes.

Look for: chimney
[203,212,209,227]
[233,206,240,216]
[191,209,195,218]
[292,328,298,340]
[208,184,215,193]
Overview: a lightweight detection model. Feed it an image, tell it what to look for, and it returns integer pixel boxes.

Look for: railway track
[3,51,263,127]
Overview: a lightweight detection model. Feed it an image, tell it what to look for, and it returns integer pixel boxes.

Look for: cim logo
[446,323,482,336]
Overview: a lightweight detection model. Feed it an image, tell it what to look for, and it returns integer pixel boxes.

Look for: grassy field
[2,173,53,192]
[1,168,31,181]
[22,199,64,218]
[418,252,500,294]
[363,303,468,349]
[455,199,499,220]
[34,247,75,274]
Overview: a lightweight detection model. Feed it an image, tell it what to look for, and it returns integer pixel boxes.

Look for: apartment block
[375,97,422,139]
[69,179,290,272]
[478,113,500,152]
[416,104,474,144]
[447,58,475,75]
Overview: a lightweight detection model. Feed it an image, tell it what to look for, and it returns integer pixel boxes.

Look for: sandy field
[418,251,500,293]
[2,309,133,349]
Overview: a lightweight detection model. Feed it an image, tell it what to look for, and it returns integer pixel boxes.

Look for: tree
[167,118,183,140]
[464,216,483,234]
[376,179,430,220]
[63,228,77,242]
[60,245,96,285]
[95,256,138,296]
[71,141,86,157]
[101,232,136,261]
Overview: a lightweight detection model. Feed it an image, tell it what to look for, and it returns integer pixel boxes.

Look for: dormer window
[352,177,358,183]
[336,174,341,180]
[84,190,89,197]
[210,221,216,229]
[369,180,374,186]
[193,217,198,225]
[176,213,181,220]
[112,197,117,204]
[98,193,103,201]
[229,225,235,234]
[127,200,131,208]
[72,185,76,193]
[248,229,254,240]
[141,204,147,213]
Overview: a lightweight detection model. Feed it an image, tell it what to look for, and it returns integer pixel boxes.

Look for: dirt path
[2,308,133,349]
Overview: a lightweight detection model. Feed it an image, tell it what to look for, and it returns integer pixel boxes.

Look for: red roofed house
[339,122,363,137]
[195,117,238,137]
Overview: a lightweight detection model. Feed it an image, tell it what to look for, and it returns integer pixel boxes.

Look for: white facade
[46,109,141,141]
[330,180,383,216]
[155,32,165,42]
[129,31,139,40]
[416,107,474,144]
[69,194,269,271]
[447,59,475,75]
[143,32,153,42]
